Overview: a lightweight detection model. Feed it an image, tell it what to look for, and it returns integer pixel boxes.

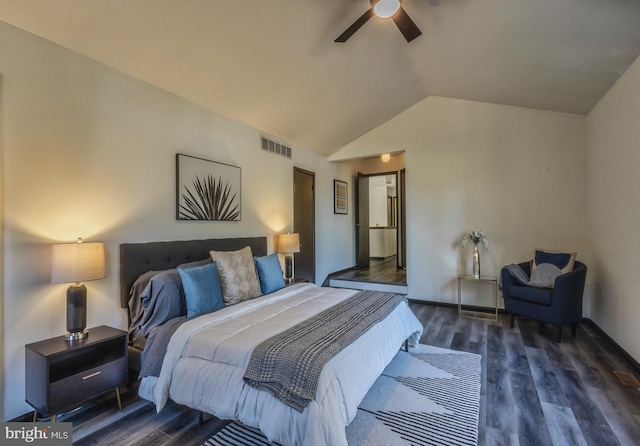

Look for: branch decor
[461,229,489,252]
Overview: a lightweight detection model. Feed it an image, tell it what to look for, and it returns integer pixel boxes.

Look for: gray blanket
[139,316,187,378]
[128,269,186,349]
[243,290,405,412]
[505,263,561,289]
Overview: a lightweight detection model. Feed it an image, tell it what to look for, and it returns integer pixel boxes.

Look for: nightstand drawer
[49,358,126,413]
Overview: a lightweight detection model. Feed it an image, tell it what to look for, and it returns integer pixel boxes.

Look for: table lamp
[278,233,300,284]
[51,238,106,341]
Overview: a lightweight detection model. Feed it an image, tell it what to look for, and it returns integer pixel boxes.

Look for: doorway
[293,167,315,283]
[368,173,398,260]
[330,164,406,290]
[355,171,406,284]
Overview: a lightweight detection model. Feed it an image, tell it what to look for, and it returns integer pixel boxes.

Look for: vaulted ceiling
[2,0,640,156]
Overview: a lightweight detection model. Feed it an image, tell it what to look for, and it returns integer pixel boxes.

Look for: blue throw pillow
[254,253,285,294]
[178,261,225,318]
[533,249,576,274]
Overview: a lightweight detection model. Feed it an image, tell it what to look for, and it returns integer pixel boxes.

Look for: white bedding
[139,283,423,446]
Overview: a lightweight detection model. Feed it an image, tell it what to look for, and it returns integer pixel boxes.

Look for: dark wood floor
[331,256,406,285]
[413,304,640,446]
[62,303,640,445]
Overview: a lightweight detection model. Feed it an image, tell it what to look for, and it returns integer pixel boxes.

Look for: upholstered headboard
[119,237,268,309]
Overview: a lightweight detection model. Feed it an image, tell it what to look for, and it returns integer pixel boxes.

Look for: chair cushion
[508,285,553,306]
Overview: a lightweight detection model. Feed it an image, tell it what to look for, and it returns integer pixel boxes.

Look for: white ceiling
[2,0,640,156]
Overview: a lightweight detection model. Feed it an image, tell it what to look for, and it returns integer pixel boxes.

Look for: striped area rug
[204,344,481,446]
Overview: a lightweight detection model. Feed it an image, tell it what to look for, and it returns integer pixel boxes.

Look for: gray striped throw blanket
[243,290,405,412]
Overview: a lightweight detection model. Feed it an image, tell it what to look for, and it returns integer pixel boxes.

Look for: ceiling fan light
[374,0,401,19]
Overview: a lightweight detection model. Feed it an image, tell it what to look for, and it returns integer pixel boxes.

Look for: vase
[473,244,480,279]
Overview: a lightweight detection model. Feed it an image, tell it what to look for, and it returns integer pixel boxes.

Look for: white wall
[0,22,353,420]
[586,54,640,362]
[351,153,405,174]
[332,97,589,310]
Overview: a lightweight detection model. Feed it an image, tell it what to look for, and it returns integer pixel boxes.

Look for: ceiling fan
[335,0,422,43]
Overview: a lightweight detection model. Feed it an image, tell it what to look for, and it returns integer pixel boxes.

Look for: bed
[119,236,423,446]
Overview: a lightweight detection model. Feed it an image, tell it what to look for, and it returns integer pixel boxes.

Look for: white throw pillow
[528,263,562,288]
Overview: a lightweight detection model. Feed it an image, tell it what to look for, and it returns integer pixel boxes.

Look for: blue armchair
[500,260,587,342]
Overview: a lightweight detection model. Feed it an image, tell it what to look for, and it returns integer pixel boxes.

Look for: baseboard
[407,298,455,307]
[10,412,33,422]
[406,298,508,314]
[327,266,357,276]
[582,318,640,376]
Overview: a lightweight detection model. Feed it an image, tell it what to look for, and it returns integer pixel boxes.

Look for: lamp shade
[278,233,300,254]
[51,240,106,284]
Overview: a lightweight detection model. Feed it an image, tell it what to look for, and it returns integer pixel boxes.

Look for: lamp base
[65,329,88,341]
[66,284,87,343]
[284,254,294,284]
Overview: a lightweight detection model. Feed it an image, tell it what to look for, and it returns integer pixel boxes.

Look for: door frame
[399,168,406,269]
[355,170,404,270]
[293,167,315,283]
[356,172,370,269]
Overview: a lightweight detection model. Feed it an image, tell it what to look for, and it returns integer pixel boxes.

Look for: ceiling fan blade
[392,7,422,42]
[335,8,375,42]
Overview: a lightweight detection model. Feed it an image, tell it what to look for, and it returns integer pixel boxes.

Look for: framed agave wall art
[176,153,241,221]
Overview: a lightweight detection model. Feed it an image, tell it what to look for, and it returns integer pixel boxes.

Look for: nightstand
[25,325,127,422]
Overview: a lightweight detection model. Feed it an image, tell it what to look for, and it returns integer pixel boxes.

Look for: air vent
[261,136,292,159]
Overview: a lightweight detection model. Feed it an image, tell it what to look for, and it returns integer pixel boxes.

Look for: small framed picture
[334,180,348,214]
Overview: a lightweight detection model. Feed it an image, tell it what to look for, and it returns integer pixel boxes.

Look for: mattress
[139,283,423,446]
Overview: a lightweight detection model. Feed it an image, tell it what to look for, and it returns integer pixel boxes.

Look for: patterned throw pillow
[210,246,262,305]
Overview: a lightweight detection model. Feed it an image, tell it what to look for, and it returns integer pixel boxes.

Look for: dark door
[293,168,315,283]
[356,172,370,269]
[399,168,407,269]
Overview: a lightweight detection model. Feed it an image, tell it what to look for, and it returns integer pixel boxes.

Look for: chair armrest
[500,268,516,292]
[551,264,587,319]
[553,264,587,295]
